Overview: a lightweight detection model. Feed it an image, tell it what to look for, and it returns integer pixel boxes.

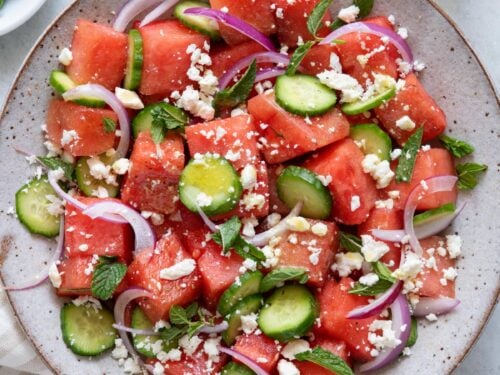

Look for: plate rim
[0,0,498,374]
[0,0,48,37]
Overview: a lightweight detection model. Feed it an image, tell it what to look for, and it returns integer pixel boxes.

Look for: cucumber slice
[174,1,221,40]
[15,176,61,238]
[413,203,456,226]
[124,29,143,91]
[258,284,317,342]
[341,86,396,115]
[49,70,105,108]
[132,102,188,138]
[222,294,262,346]
[179,154,243,216]
[60,302,117,356]
[350,123,392,161]
[277,166,332,220]
[275,74,337,117]
[222,362,255,375]
[75,153,121,198]
[131,306,177,358]
[218,271,263,316]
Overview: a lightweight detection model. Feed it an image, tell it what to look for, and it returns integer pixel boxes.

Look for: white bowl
[0,0,47,36]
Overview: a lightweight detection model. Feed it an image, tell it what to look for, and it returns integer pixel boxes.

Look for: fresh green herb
[339,232,362,253]
[213,60,256,110]
[150,106,186,144]
[296,347,354,375]
[102,117,117,134]
[395,127,423,183]
[456,162,488,190]
[307,0,333,37]
[260,267,309,293]
[38,156,74,181]
[91,256,127,300]
[330,18,346,30]
[286,41,315,76]
[160,303,210,340]
[232,236,266,262]
[406,317,418,347]
[349,261,395,296]
[439,135,474,158]
[354,0,375,18]
[372,261,396,282]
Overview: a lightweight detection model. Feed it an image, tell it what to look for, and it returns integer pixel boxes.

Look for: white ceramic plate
[0,0,499,374]
[0,0,47,36]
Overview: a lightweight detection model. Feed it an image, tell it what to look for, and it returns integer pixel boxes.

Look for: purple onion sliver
[140,0,179,27]
[413,297,460,318]
[196,205,218,233]
[198,321,229,334]
[113,0,164,32]
[184,8,275,51]
[347,281,403,319]
[255,68,286,83]
[371,229,405,242]
[219,346,270,375]
[412,200,466,240]
[48,170,87,211]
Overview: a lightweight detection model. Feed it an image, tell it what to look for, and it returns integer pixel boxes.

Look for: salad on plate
[5,0,488,374]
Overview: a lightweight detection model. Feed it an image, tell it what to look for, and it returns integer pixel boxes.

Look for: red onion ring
[255,68,286,83]
[347,280,403,319]
[195,205,218,233]
[3,217,65,291]
[403,175,458,256]
[198,321,229,334]
[113,0,163,32]
[218,52,290,89]
[139,0,180,27]
[113,324,159,336]
[183,8,275,51]
[62,84,131,158]
[359,293,412,372]
[319,21,413,64]
[413,297,460,318]
[83,201,156,252]
[219,346,270,375]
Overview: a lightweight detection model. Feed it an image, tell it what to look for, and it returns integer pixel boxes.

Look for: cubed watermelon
[66,19,128,90]
[233,334,280,373]
[300,44,338,75]
[46,99,116,157]
[294,337,351,374]
[121,131,185,215]
[210,40,268,78]
[303,139,378,225]
[267,164,290,215]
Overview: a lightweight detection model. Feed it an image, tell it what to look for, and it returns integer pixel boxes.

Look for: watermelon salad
[6,0,488,374]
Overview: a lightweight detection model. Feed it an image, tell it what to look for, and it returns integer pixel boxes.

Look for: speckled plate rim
[0,1,498,374]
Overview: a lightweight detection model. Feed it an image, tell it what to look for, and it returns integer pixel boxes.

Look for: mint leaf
[260,267,308,293]
[339,232,362,253]
[395,127,423,183]
[406,317,418,347]
[286,41,315,76]
[213,59,257,110]
[212,216,242,252]
[91,257,127,300]
[169,305,189,325]
[296,347,354,375]
[187,321,205,338]
[307,0,333,37]
[185,302,199,320]
[103,117,116,134]
[439,135,474,158]
[354,0,375,18]
[372,261,396,282]
[150,106,186,144]
[232,236,266,262]
[38,156,74,181]
[349,278,393,296]
[456,162,487,190]
[159,325,187,343]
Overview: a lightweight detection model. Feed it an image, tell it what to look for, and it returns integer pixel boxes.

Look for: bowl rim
[0,0,498,374]
[0,0,48,37]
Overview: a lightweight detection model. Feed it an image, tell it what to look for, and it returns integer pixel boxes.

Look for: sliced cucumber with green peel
[350,123,392,161]
[218,271,263,316]
[132,102,188,138]
[341,86,396,115]
[174,0,221,40]
[60,303,117,356]
[49,70,105,108]
[75,153,120,198]
[124,29,143,91]
[277,166,332,219]
[222,294,262,346]
[275,74,337,117]
[222,362,255,375]
[180,154,243,216]
[258,284,317,342]
[413,203,456,226]
[16,176,61,238]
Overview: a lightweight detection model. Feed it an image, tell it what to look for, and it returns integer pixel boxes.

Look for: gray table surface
[0,0,498,374]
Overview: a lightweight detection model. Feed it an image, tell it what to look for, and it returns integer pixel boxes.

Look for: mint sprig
[307,0,333,37]
[260,267,309,293]
[286,41,315,76]
[91,256,127,300]
[339,232,362,253]
[456,162,487,190]
[296,346,354,375]
[439,135,474,158]
[213,59,256,110]
[150,106,186,144]
[395,127,423,183]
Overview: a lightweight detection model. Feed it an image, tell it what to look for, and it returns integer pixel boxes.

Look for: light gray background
[0,0,498,374]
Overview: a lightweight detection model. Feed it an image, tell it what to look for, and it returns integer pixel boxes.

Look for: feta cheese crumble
[115,88,144,110]
[286,217,311,232]
[395,115,416,131]
[277,359,300,375]
[338,5,360,23]
[350,195,361,212]
[281,339,310,360]
[361,235,390,262]
[332,252,364,277]
[48,263,62,288]
[159,259,196,280]
[368,320,402,355]
[58,48,73,66]
[361,154,395,189]
[446,235,462,259]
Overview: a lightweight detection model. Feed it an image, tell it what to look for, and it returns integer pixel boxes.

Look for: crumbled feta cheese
[443,267,458,281]
[72,295,102,309]
[58,47,73,66]
[220,6,229,13]
[239,258,258,273]
[329,52,342,73]
[425,313,438,322]
[179,335,202,356]
[159,259,196,280]
[48,263,62,288]
[60,129,79,146]
[196,192,213,207]
[161,348,182,361]
[395,115,416,131]
[203,337,221,362]
[174,86,215,121]
[112,158,130,175]
[151,213,165,226]
[240,164,257,190]
[317,174,332,186]
[368,320,402,352]
[317,70,364,103]
[123,357,142,374]
[375,198,394,209]
[388,15,396,25]
[277,359,300,375]
[46,194,64,216]
[281,339,310,360]
[361,235,390,262]
[392,252,422,280]
[359,273,379,286]
[153,362,165,375]
[413,60,426,72]
[361,154,395,189]
[242,217,259,237]
[311,222,328,237]
[240,313,259,334]
[78,244,89,252]
[242,193,266,210]
[286,217,311,232]
[266,213,282,227]
[332,252,364,277]
[350,195,361,212]
[276,7,284,19]
[112,339,129,360]
[388,190,400,199]
[446,235,462,259]
[402,347,412,356]
[391,148,402,160]
[115,88,144,110]
[338,5,360,23]
[397,27,409,39]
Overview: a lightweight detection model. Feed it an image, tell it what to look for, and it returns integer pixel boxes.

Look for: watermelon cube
[210,40,268,78]
[233,334,280,373]
[300,44,338,75]
[146,347,227,375]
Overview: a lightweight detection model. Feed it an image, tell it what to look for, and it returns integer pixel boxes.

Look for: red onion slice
[3,217,65,291]
[114,288,153,362]
[218,52,290,89]
[113,324,159,336]
[198,321,229,334]
[83,201,156,252]
[219,347,270,375]
[183,8,275,51]
[140,0,180,27]
[255,68,286,83]
[48,170,87,211]
[359,293,412,372]
[413,297,460,318]
[319,21,413,64]
[347,280,403,319]
[404,175,458,256]
[196,205,219,233]
[63,84,131,158]
[113,0,163,32]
